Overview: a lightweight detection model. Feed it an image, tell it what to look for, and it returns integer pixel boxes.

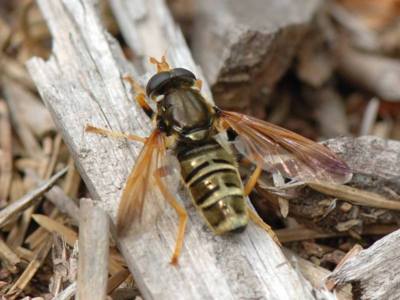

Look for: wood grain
[77,198,109,300]
[27,0,323,299]
[192,0,321,111]
[329,228,400,300]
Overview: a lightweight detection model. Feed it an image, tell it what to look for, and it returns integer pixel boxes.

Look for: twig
[106,268,130,294]
[44,185,80,225]
[0,100,12,205]
[0,237,21,273]
[53,282,77,300]
[77,198,109,300]
[308,182,400,211]
[0,166,67,227]
[360,97,380,136]
[276,227,342,243]
[7,236,53,297]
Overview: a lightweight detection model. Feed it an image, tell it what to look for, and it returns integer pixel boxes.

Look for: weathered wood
[27,0,324,299]
[283,249,352,300]
[77,198,109,300]
[336,45,400,101]
[279,136,400,235]
[192,0,321,111]
[328,228,400,300]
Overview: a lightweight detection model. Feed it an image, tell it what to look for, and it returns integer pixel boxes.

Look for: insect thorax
[158,88,216,142]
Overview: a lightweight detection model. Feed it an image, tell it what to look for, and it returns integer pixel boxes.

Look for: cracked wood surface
[27,0,323,299]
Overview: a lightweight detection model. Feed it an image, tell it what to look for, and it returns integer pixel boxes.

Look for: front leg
[85,125,146,143]
[123,74,154,119]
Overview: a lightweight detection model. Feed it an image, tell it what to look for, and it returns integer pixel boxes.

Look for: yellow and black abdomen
[177,139,248,234]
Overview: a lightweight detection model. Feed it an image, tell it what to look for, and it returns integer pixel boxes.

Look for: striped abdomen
[177,139,248,234]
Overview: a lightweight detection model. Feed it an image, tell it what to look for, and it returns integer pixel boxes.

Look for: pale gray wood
[284,249,352,300]
[191,0,321,110]
[329,229,400,300]
[77,198,109,300]
[53,282,76,300]
[108,0,212,100]
[323,136,400,181]
[285,136,400,234]
[336,46,400,101]
[27,0,323,299]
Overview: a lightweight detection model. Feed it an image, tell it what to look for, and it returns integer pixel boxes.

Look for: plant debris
[0,0,400,298]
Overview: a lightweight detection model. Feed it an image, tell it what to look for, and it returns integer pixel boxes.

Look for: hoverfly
[86,56,352,265]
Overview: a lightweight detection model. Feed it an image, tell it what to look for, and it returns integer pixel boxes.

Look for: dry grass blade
[0,166,67,227]
[2,77,42,158]
[0,100,12,205]
[276,227,343,243]
[106,268,130,294]
[32,214,77,247]
[44,133,62,179]
[7,236,52,297]
[15,246,35,262]
[0,237,21,273]
[308,182,400,210]
[62,158,81,198]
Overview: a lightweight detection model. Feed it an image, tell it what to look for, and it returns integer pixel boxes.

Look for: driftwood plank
[192,0,321,111]
[329,229,400,300]
[27,0,323,299]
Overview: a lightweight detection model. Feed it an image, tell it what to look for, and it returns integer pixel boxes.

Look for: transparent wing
[218,110,352,184]
[116,130,181,236]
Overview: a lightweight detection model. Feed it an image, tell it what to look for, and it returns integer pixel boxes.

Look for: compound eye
[171,68,196,81]
[146,72,171,97]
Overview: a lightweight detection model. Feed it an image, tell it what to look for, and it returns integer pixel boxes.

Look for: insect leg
[194,79,202,91]
[244,164,262,196]
[123,74,154,118]
[247,208,281,246]
[154,169,188,265]
[85,124,146,143]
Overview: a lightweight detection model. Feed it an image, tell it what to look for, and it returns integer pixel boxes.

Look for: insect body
[86,56,352,265]
[150,72,248,234]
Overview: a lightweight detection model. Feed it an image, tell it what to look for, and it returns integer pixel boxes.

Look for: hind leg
[247,208,281,246]
[244,165,281,245]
